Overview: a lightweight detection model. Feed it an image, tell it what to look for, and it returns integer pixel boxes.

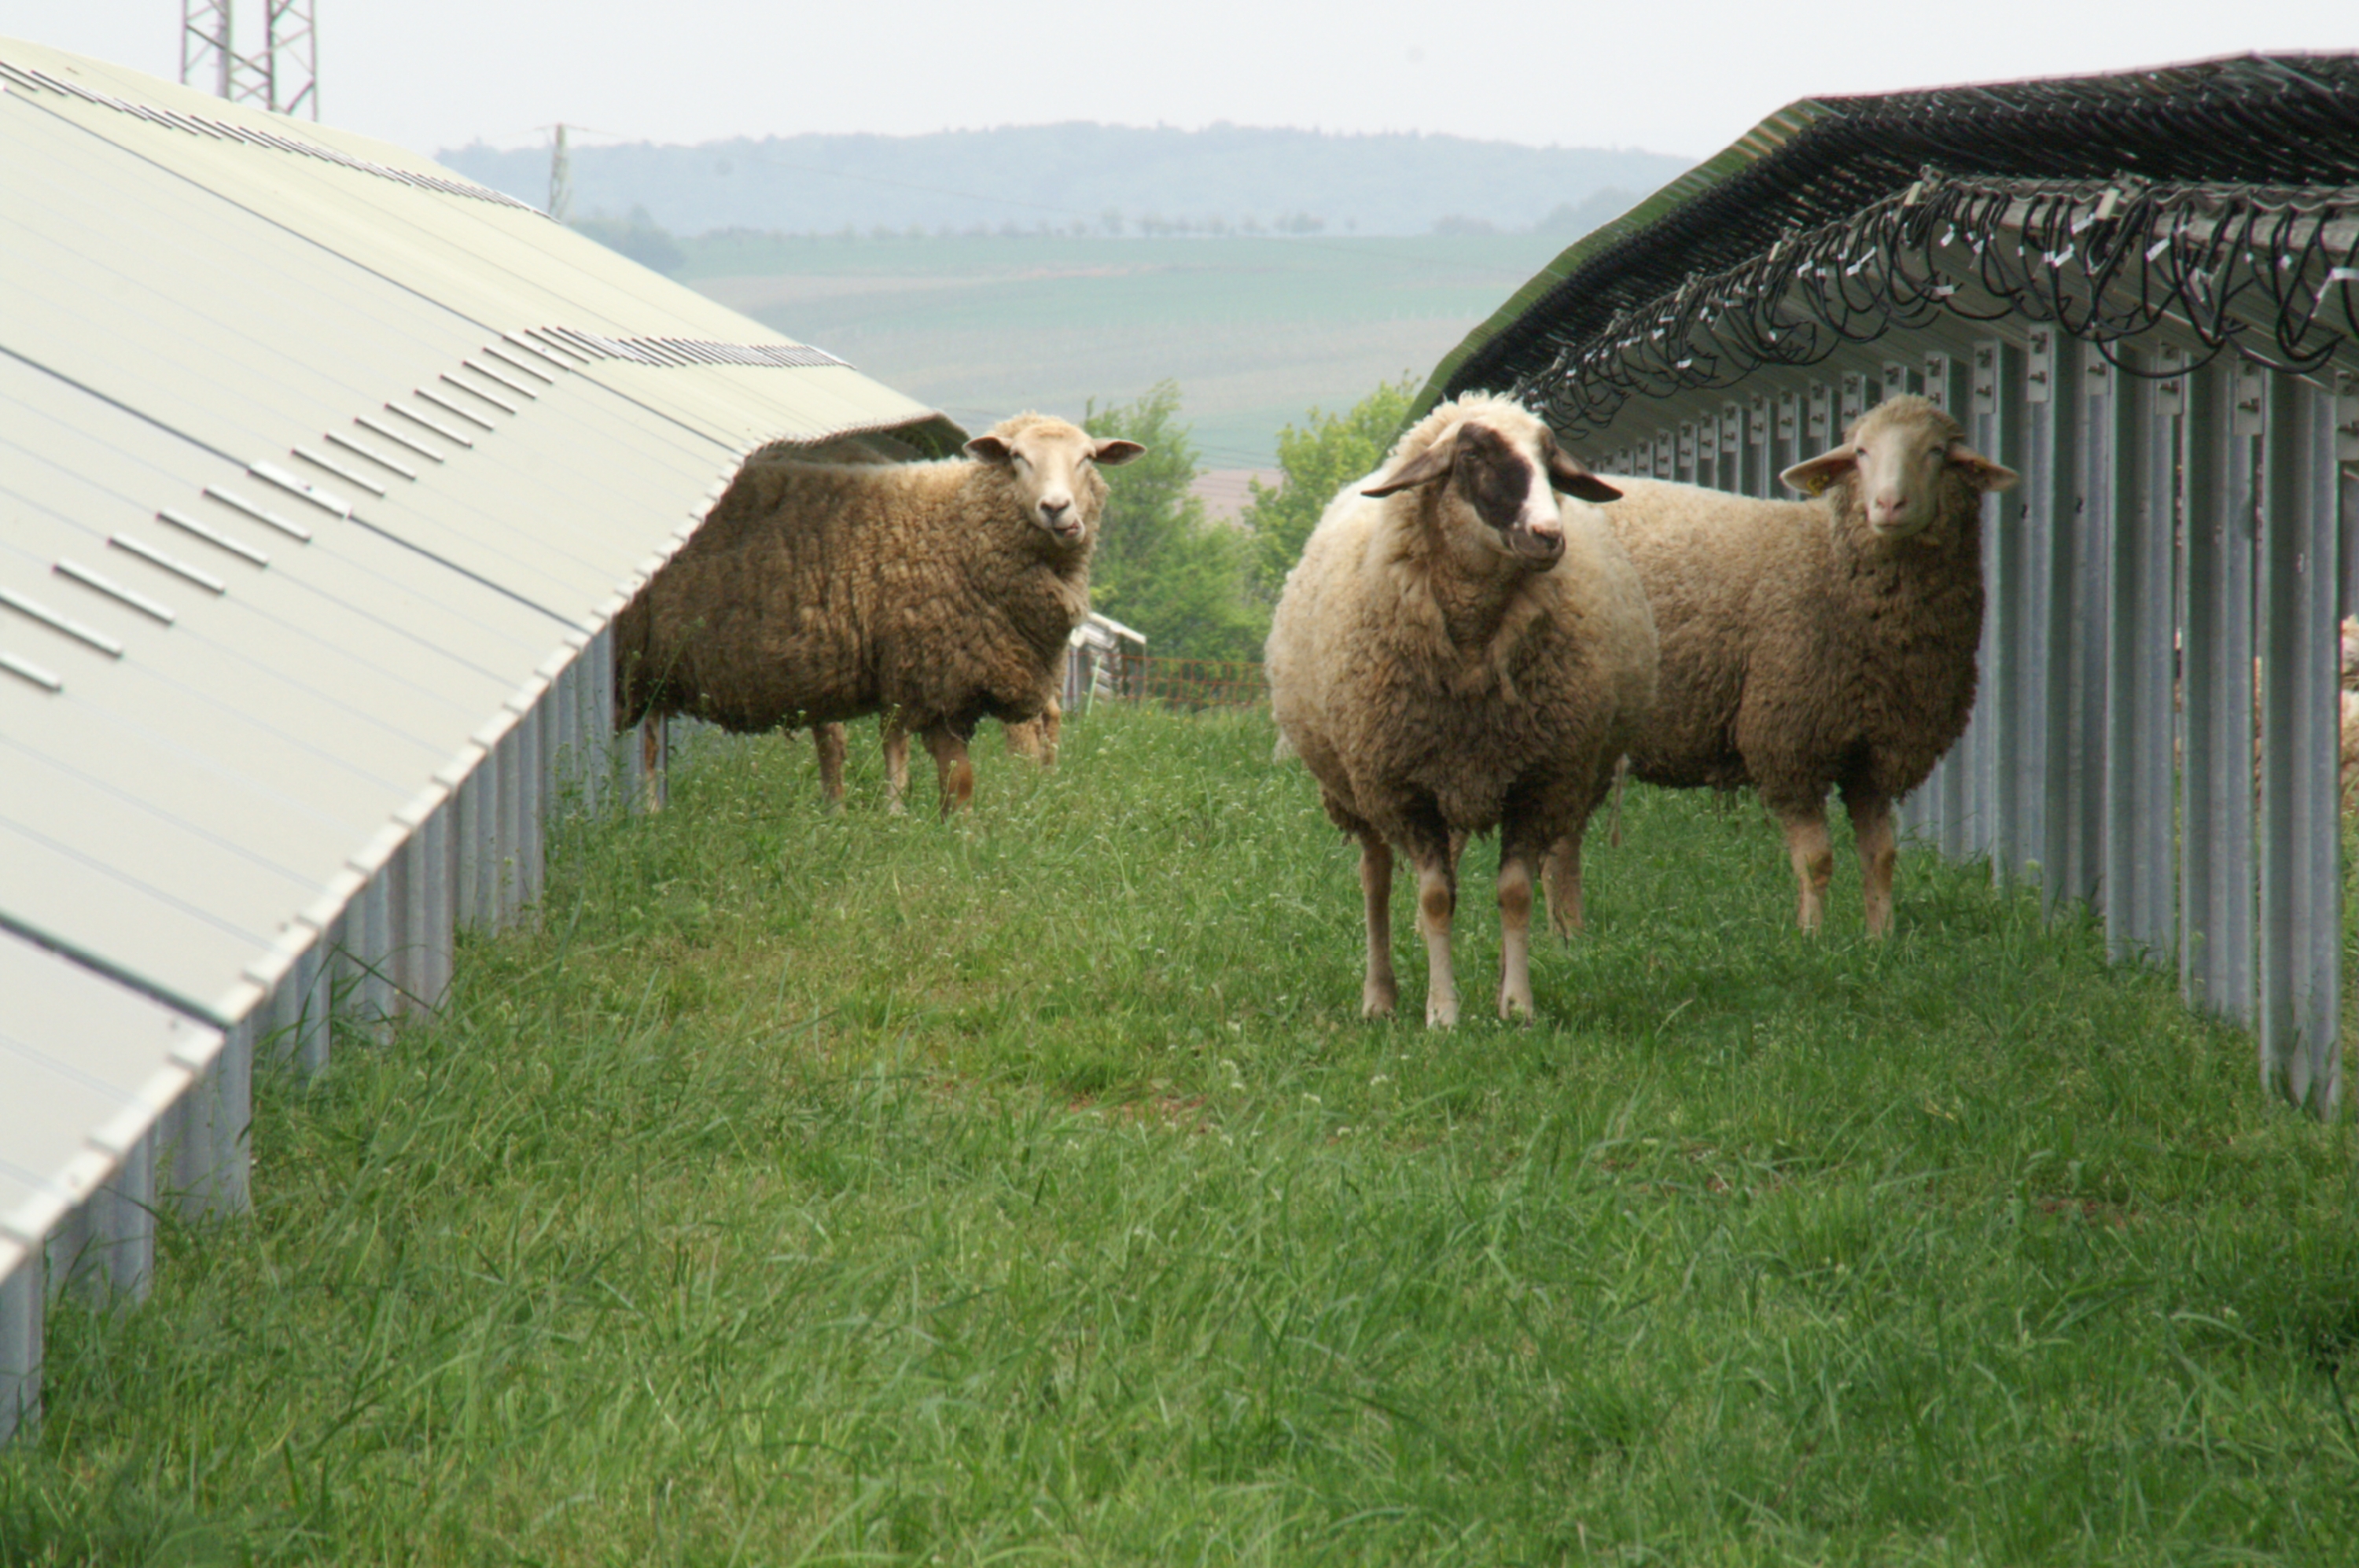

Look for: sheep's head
[1780,395,2019,540]
[1364,400,1620,567]
[966,414,1146,545]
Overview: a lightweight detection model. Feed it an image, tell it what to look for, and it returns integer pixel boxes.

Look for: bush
[1084,383,1267,663]
[1239,375,1420,600]
[569,204,684,274]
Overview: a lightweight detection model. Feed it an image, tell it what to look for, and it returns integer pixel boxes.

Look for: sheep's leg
[1039,703,1062,768]
[1846,790,1897,939]
[882,717,911,815]
[813,723,847,812]
[1543,830,1585,937]
[1496,837,1537,1021]
[921,723,974,817]
[1779,804,1835,933]
[639,714,668,813]
[1411,839,1459,1029]
[1356,830,1398,1019]
[1005,712,1058,767]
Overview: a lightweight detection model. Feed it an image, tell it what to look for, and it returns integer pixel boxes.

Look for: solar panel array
[0,36,955,1441]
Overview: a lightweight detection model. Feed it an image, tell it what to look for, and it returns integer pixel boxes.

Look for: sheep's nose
[1041,498,1070,523]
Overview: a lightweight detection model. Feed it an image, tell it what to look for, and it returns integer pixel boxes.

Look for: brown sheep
[1575,393,2019,935]
[615,414,1142,815]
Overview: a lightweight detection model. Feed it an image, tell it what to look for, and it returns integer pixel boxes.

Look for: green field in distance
[682,232,1575,470]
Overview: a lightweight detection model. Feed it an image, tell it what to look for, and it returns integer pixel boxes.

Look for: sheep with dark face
[614,413,1142,815]
[1570,393,2018,935]
[1266,394,1657,1027]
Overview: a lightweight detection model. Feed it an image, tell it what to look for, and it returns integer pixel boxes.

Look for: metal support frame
[2045,335,2107,911]
[0,1255,36,1444]
[1987,338,2045,893]
[164,1018,250,1220]
[2257,376,2343,1113]
[43,1128,154,1310]
[2103,346,2179,965]
[2182,358,2259,1025]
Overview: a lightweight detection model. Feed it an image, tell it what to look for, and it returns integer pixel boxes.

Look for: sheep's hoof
[1361,983,1397,1019]
[1426,997,1459,1029]
[1498,991,1533,1022]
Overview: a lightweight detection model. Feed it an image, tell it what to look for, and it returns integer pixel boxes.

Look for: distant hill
[437,123,1688,240]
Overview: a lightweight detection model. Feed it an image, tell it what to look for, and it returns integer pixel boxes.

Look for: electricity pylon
[182,1,318,118]
[550,123,573,221]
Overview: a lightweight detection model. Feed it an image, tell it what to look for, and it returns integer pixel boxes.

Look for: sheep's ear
[1945,440,2019,494]
[966,435,1014,465]
[1362,436,1456,497]
[1780,445,1854,497]
[1091,439,1146,467]
[1548,449,1621,503]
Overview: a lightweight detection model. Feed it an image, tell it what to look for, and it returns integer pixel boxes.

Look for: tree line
[441,123,1685,240]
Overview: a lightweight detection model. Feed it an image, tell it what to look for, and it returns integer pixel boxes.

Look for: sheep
[1569,392,2019,937]
[615,413,1143,815]
[1266,393,1657,1027]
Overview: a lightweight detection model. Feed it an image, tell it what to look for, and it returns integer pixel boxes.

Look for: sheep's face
[1780,396,2019,540]
[1364,410,1620,566]
[966,419,1146,545]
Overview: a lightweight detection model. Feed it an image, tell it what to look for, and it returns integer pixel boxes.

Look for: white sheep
[1266,393,1657,1027]
[1573,392,2019,935]
[616,413,1142,815]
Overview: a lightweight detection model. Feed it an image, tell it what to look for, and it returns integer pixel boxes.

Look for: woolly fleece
[616,413,1102,777]
[1267,393,1656,1021]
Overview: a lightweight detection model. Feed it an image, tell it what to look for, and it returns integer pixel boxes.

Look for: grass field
[6,707,2357,1565]
[682,234,1570,469]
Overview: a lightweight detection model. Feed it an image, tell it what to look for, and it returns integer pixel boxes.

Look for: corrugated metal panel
[0,31,962,1353]
[0,349,569,1021]
[0,929,220,1286]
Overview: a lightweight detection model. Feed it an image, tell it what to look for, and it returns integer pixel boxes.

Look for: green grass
[680,234,1570,469]
[6,706,2357,1566]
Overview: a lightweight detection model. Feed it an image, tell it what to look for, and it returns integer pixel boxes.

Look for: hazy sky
[2,0,2350,161]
